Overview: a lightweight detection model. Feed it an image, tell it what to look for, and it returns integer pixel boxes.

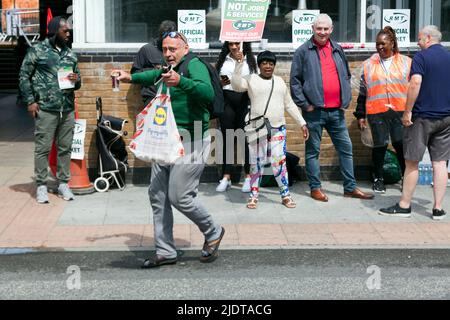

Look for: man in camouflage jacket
[19,16,81,203]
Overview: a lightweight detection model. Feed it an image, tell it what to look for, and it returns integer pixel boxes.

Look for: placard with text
[292,10,320,49]
[382,9,410,47]
[178,10,207,49]
[220,0,270,42]
[71,119,86,160]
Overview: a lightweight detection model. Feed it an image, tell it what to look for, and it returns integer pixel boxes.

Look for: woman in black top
[215,42,258,193]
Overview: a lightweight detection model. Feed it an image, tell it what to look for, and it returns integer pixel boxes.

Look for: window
[263,0,360,43]
[366,0,450,43]
[104,0,219,43]
[73,0,450,47]
[366,0,417,43]
[101,0,360,43]
[441,0,450,41]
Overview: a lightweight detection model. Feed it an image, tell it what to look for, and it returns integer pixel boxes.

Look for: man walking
[115,31,225,267]
[19,17,81,204]
[131,20,176,106]
[380,26,450,220]
[290,14,373,202]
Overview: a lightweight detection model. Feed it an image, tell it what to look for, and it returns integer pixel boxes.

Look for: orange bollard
[68,158,95,195]
[49,148,95,195]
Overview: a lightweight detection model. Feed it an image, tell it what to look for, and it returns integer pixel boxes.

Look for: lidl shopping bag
[129,87,184,164]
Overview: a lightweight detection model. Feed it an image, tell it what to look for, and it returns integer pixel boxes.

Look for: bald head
[162,33,189,66]
[417,25,442,50]
[421,25,442,42]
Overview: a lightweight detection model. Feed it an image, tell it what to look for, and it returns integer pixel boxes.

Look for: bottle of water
[424,165,431,185]
[418,164,425,185]
[422,164,433,185]
[427,164,434,186]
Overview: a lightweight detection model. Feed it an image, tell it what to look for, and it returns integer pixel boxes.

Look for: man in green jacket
[115,31,225,268]
[19,17,81,204]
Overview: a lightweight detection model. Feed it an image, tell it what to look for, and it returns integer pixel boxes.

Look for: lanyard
[379,56,393,76]
[379,56,394,108]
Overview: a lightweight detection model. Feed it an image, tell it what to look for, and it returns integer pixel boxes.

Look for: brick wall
[75,49,404,180]
[76,58,144,169]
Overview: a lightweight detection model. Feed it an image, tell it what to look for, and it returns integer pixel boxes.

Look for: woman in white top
[215,42,258,193]
[232,51,309,209]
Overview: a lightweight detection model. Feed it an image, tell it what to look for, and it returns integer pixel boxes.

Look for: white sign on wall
[292,10,320,49]
[71,119,87,160]
[382,9,410,47]
[178,10,207,49]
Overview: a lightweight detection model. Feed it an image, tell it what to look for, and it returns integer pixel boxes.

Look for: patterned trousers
[248,126,290,199]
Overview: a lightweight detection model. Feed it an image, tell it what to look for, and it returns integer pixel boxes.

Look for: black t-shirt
[130,41,164,105]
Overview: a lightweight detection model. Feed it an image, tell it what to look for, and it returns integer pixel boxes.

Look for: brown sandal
[282,196,296,209]
[200,227,225,263]
[246,197,258,209]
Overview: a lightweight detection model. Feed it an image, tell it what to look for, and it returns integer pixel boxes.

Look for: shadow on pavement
[9,182,35,197]
[82,233,191,269]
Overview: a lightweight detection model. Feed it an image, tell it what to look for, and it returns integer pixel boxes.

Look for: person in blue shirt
[379,26,450,221]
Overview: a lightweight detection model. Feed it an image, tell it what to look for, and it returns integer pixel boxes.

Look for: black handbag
[244,78,275,137]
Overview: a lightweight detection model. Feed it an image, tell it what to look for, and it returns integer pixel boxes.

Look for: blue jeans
[303,108,356,192]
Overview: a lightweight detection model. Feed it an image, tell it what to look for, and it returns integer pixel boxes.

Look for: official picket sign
[71,119,87,160]
[292,10,320,49]
[178,10,207,49]
[382,9,410,47]
[220,0,270,42]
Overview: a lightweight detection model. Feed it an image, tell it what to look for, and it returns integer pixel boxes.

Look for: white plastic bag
[129,86,185,164]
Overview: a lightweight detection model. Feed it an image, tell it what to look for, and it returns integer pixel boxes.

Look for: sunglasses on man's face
[162,31,187,44]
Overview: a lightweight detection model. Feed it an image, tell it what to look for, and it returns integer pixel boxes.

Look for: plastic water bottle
[427,164,434,186]
[423,164,433,186]
[424,165,430,185]
[418,164,425,185]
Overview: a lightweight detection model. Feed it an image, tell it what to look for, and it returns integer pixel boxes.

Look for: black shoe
[432,208,446,221]
[379,203,411,218]
[141,255,177,269]
[200,227,225,263]
[372,178,386,194]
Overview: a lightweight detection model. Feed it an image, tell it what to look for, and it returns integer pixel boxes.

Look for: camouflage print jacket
[19,38,81,113]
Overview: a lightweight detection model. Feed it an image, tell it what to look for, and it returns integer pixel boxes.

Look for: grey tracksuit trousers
[149,137,222,258]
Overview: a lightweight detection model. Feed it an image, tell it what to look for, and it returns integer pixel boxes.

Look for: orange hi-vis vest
[363,53,412,115]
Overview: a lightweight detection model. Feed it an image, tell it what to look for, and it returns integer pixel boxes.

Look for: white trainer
[36,185,49,204]
[58,183,74,201]
[216,178,231,192]
[241,177,251,193]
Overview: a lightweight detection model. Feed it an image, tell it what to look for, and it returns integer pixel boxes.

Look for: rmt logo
[294,13,317,24]
[233,20,256,31]
[179,13,203,25]
[384,13,408,24]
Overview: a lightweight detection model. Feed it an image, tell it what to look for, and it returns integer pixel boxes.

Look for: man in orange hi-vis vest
[354,26,411,194]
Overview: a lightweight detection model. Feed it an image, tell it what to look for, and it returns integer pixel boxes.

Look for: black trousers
[372,142,406,179]
[219,90,250,176]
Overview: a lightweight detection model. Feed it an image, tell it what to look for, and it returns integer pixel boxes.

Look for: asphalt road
[0,249,449,300]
